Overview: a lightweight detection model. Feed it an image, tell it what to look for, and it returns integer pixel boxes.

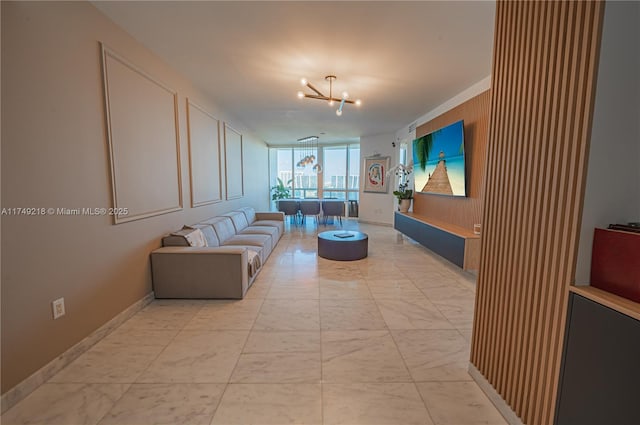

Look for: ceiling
[93,1,495,146]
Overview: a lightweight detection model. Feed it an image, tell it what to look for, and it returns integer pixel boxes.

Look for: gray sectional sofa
[151,207,284,299]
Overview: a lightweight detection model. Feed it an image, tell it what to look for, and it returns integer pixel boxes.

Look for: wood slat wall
[413,91,490,231]
[470,2,604,425]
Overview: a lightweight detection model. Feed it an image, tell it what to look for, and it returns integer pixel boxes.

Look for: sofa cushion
[223,211,250,232]
[201,217,236,243]
[238,206,257,224]
[237,207,284,239]
[189,224,220,247]
[239,226,279,246]
[203,216,273,261]
[224,211,279,244]
[251,220,284,239]
[222,234,273,261]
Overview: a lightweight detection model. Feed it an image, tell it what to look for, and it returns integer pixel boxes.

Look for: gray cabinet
[393,212,480,270]
[555,293,640,425]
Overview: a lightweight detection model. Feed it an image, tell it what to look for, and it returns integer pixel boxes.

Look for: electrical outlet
[52,298,65,319]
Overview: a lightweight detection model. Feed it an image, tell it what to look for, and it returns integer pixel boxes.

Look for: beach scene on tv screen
[413,120,466,197]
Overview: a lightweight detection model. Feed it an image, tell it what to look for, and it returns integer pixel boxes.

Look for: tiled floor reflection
[2,220,506,425]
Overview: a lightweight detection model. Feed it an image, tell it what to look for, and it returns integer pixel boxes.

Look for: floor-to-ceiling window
[322,146,347,200]
[275,149,293,187]
[322,145,360,200]
[269,144,359,201]
[348,145,360,200]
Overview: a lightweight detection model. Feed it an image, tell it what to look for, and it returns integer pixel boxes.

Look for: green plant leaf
[414,133,433,171]
[271,177,291,200]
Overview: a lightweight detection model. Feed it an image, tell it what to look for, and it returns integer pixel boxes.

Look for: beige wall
[358,133,397,225]
[574,1,640,284]
[1,1,268,393]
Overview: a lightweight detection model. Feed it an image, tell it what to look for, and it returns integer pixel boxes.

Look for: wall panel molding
[224,123,244,200]
[186,99,222,207]
[101,44,182,223]
[470,2,605,425]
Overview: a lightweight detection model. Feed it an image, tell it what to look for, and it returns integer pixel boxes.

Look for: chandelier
[297,75,361,116]
[296,136,322,173]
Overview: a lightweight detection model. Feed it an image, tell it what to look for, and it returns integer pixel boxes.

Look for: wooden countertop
[570,285,640,321]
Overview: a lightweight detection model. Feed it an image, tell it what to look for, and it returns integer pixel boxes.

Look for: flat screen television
[412,119,466,197]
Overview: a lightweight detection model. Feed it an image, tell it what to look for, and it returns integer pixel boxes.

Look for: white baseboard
[1,292,155,413]
[468,363,524,425]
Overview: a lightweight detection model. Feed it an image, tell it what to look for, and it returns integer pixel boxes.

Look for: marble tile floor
[2,220,507,425]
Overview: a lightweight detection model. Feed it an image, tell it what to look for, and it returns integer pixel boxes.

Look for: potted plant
[393,181,413,213]
[271,178,292,207]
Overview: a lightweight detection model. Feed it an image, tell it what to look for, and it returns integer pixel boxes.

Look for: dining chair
[299,199,321,226]
[277,199,301,225]
[321,200,345,226]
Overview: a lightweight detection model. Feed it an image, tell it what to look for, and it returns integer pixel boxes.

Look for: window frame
[269,143,360,202]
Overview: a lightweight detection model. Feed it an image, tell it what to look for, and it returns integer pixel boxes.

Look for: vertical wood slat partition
[470,2,604,425]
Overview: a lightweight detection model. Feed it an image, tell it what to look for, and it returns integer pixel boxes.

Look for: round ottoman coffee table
[317,230,368,261]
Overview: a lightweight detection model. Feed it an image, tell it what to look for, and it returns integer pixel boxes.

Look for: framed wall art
[363,156,390,193]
